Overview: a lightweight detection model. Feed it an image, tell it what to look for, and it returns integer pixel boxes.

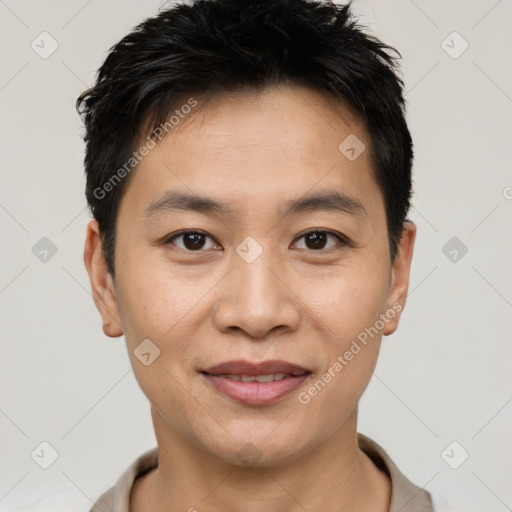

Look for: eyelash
[164,229,349,253]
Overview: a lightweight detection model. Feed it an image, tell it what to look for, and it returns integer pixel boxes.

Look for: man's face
[87,84,414,467]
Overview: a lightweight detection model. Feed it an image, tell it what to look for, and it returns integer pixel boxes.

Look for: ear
[382,220,417,336]
[83,220,124,338]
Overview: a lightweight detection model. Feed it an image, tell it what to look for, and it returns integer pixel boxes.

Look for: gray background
[1,0,511,510]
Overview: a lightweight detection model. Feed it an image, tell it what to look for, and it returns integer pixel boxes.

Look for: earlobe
[382,221,417,336]
[83,220,124,338]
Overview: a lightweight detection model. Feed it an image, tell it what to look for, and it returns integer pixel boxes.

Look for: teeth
[216,373,289,382]
[267,373,286,381]
[223,374,241,381]
[255,374,275,383]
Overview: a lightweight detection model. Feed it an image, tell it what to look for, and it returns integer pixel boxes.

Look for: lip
[200,359,311,406]
[202,359,310,376]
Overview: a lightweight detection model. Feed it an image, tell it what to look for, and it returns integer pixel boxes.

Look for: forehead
[123,84,381,217]
[168,84,365,156]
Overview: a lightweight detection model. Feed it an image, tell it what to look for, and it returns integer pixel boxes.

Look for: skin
[84,84,416,512]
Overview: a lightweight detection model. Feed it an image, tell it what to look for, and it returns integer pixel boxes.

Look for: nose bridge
[234,239,284,309]
[238,251,277,302]
[213,239,300,338]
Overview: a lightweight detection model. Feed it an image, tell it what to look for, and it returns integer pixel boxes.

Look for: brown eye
[167,231,219,251]
[293,230,346,251]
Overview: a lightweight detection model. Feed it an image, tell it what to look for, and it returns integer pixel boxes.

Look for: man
[78,0,434,510]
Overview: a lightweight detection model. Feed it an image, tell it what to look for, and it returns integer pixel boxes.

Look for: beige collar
[92,434,433,512]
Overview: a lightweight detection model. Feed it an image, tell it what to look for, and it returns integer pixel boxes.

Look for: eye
[164,229,348,253]
[165,230,220,251]
[292,230,348,251]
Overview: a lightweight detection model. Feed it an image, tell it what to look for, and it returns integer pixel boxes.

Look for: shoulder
[89,447,159,512]
[91,486,115,511]
[358,433,434,512]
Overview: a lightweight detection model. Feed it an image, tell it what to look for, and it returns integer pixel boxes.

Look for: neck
[130,406,390,512]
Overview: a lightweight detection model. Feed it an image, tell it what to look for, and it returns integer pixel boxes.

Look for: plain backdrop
[1,0,511,511]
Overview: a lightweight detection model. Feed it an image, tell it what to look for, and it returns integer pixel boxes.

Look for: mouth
[200,359,312,406]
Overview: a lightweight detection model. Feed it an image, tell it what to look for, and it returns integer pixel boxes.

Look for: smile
[214,373,289,382]
[200,359,312,406]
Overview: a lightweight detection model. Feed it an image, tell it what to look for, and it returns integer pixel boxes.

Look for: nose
[212,248,301,339]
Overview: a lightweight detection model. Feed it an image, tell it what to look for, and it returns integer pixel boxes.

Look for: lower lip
[202,374,310,405]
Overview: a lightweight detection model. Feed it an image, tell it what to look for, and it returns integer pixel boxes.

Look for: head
[80,0,416,467]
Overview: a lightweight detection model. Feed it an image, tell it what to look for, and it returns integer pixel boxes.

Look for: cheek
[114,265,204,426]
[115,256,203,341]
[294,263,388,405]
[299,261,390,346]
[114,259,217,387]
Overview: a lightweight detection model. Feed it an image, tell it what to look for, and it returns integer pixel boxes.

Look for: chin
[201,427,313,469]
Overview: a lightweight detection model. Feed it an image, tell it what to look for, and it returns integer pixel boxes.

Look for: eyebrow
[143,190,367,219]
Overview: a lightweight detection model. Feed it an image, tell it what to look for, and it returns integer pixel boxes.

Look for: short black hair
[77,0,413,277]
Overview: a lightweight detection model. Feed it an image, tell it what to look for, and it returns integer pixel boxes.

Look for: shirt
[90,433,434,512]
